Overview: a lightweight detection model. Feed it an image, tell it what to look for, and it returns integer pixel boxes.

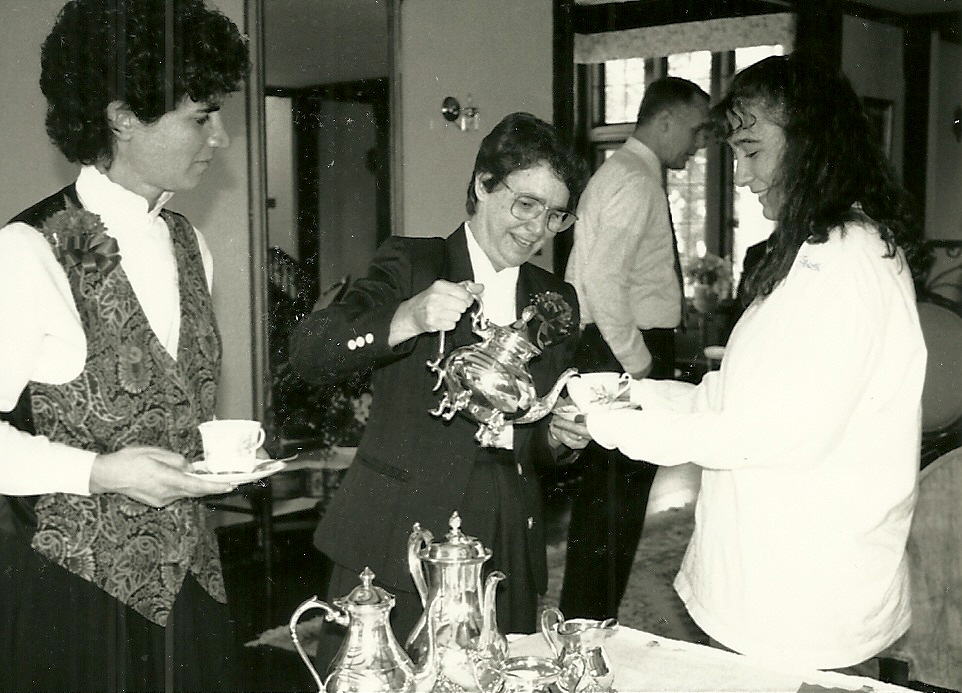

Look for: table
[208,446,354,615]
[509,627,914,693]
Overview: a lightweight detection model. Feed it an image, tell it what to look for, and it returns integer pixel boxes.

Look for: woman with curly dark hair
[0,1,249,690]
[556,54,926,675]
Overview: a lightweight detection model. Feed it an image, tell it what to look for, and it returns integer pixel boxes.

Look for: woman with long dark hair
[556,54,926,674]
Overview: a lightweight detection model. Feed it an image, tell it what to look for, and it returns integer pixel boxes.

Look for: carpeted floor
[542,503,704,644]
[245,500,704,657]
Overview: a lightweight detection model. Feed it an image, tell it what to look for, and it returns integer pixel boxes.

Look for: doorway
[250,0,396,454]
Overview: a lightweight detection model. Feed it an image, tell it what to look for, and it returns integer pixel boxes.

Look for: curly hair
[714,54,923,303]
[41,0,250,165]
[465,112,588,216]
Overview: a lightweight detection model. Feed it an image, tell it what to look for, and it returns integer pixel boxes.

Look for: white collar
[623,137,663,179]
[464,220,520,287]
[75,166,175,235]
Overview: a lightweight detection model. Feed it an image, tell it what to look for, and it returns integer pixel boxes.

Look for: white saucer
[187,459,289,484]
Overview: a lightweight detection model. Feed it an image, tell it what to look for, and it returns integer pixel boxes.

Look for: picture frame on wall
[862,96,894,157]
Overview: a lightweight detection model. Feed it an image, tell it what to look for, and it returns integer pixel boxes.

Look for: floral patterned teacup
[198,419,266,473]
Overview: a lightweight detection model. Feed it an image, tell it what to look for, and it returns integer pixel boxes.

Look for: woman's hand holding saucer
[549,398,591,452]
[90,446,235,507]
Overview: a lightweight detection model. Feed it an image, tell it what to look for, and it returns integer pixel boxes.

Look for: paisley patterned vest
[6,185,225,626]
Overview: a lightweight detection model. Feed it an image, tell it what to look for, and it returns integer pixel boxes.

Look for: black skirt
[0,531,236,693]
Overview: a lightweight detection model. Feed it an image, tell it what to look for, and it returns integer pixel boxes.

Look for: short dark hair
[465,112,587,216]
[714,54,922,301]
[636,76,710,127]
[41,0,250,165]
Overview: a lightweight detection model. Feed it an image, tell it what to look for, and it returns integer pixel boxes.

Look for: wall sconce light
[441,95,480,131]
[953,105,961,144]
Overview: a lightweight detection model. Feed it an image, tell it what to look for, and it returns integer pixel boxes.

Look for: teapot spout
[479,570,508,660]
[510,367,578,426]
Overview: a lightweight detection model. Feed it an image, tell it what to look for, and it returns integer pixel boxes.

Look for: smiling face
[727,102,787,221]
[471,163,571,272]
[107,97,231,205]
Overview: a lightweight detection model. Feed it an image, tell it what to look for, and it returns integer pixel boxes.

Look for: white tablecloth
[509,628,913,693]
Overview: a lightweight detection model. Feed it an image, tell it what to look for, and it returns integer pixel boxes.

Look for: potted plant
[682,252,733,314]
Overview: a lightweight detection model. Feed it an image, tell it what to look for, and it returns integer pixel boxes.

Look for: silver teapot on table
[427,286,577,446]
[407,511,508,692]
[289,567,438,693]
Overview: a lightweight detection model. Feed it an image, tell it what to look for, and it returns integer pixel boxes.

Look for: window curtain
[574,11,795,64]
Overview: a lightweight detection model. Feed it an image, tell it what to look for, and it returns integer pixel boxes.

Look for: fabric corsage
[41,201,121,277]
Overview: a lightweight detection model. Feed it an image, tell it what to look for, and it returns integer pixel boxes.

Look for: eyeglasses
[502,181,578,234]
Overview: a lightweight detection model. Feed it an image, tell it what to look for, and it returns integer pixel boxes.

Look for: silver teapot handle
[289,596,345,692]
[540,606,564,659]
[434,281,485,360]
[407,523,434,607]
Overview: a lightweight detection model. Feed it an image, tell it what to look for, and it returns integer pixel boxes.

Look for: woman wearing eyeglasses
[291,111,588,670]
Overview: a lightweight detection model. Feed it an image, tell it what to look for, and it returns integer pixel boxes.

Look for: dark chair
[883,446,962,691]
[917,300,962,468]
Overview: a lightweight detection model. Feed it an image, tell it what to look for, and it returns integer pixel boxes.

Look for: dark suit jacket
[290,226,580,592]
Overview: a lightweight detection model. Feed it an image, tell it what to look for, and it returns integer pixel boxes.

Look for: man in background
[561,76,710,619]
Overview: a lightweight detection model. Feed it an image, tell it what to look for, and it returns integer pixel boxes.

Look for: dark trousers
[559,324,675,620]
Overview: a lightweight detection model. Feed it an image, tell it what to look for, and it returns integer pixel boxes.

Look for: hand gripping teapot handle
[433,281,485,360]
[289,596,345,692]
[540,606,565,659]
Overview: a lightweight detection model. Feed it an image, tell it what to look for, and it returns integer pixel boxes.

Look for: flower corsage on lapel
[520,291,574,349]
[40,201,121,278]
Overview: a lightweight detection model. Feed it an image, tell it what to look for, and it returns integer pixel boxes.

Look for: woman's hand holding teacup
[90,447,235,507]
[549,412,591,451]
[549,397,591,452]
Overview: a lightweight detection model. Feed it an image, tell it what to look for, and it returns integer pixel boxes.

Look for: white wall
[0,0,255,420]
[0,1,79,220]
[398,0,555,269]
[317,100,381,292]
[264,0,388,88]
[266,96,298,258]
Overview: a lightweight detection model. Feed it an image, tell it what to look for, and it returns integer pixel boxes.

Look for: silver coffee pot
[427,287,577,446]
[406,511,508,692]
[289,567,437,693]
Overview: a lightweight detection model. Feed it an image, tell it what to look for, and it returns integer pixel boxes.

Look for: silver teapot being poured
[427,286,577,446]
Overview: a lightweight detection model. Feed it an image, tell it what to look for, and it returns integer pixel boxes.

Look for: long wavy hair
[715,54,923,303]
[41,0,250,166]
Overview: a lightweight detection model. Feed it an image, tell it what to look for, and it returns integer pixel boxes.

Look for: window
[730,45,783,287]
[603,58,646,124]
[583,44,784,294]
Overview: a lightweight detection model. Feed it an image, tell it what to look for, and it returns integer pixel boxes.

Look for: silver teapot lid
[419,511,492,563]
[337,567,395,609]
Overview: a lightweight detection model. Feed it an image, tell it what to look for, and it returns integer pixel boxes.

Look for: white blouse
[587,220,925,669]
[0,166,213,495]
[465,221,519,449]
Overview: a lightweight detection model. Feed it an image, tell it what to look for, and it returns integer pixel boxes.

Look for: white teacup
[566,372,633,413]
[198,419,266,473]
